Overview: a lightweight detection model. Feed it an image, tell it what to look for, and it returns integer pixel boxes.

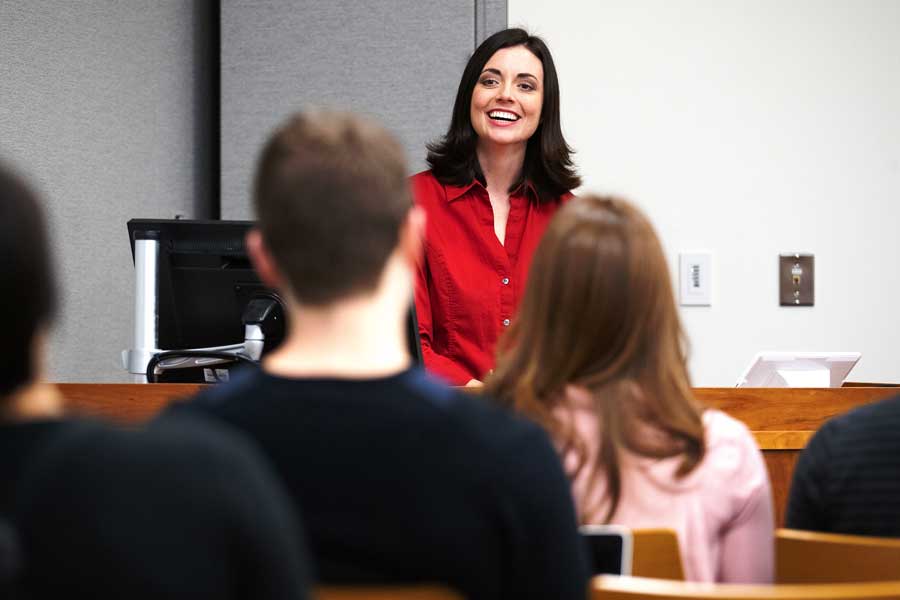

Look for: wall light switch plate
[679,252,712,306]
[779,253,814,306]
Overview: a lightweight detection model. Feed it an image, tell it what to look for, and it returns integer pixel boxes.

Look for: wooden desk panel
[58,383,202,424]
[56,384,899,526]
[695,387,898,434]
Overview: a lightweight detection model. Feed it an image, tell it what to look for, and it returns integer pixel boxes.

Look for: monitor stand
[121,236,265,383]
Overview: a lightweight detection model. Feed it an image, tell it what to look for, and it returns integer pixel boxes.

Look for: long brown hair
[485,195,705,523]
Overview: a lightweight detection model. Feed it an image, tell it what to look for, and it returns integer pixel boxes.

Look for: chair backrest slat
[632,529,685,581]
[592,575,900,600]
[776,528,900,583]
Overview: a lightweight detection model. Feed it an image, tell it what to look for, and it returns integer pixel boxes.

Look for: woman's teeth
[488,110,519,122]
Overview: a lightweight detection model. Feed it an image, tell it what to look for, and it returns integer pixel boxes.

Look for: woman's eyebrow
[517,72,538,81]
[480,68,502,76]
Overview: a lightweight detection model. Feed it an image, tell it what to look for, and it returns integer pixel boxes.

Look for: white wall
[510,0,900,385]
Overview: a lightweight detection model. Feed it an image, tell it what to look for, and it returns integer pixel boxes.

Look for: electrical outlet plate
[779,253,814,306]
[679,252,712,306]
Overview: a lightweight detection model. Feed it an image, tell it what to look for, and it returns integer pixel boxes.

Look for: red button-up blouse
[411,170,570,385]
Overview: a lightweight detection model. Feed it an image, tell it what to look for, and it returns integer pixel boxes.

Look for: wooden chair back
[632,529,685,580]
[316,585,464,600]
[591,575,900,600]
[776,528,900,583]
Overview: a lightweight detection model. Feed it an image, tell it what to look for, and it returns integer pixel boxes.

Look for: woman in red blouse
[412,28,580,386]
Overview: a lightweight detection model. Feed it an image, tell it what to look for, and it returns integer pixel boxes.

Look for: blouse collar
[443,178,539,203]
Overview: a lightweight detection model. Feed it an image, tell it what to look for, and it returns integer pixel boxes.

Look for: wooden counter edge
[752,430,813,450]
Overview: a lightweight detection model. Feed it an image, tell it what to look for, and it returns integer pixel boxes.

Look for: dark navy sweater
[166,366,589,600]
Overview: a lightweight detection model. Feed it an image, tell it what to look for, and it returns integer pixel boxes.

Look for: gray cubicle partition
[0,1,215,383]
[221,0,507,219]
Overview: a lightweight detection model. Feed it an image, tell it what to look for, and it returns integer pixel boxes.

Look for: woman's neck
[476,141,526,195]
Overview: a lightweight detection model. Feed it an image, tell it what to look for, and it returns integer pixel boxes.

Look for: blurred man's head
[0,163,57,399]
[249,111,416,307]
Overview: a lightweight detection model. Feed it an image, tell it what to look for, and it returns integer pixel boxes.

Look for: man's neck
[262,284,411,380]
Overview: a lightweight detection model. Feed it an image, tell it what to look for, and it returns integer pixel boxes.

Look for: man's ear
[398,206,426,267]
[246,229,285,290]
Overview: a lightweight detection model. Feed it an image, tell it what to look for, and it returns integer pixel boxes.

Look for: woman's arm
[717,431,775,583]
[718,481,775,582]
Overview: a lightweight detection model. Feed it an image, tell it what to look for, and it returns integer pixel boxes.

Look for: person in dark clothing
[0,160,76,520]
[16,417,311,600]
[786,395,900,537]
[164,111,589,600]
[0,160,312,599]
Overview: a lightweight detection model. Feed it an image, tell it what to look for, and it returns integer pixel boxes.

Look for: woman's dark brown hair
[426,28,581,203]
[485,195,705,522]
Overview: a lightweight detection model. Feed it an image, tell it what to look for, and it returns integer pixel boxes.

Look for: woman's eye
[518,82,536,92]
[479,78,499,86]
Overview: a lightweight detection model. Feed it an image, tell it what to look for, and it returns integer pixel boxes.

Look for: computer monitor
[125,219,422,381]
[127,219,269,352]
[736,351,861,388]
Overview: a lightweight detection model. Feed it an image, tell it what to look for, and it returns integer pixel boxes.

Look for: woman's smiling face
[470,45,544,149]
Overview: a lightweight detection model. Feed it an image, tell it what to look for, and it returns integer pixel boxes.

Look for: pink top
[556,392,774,583]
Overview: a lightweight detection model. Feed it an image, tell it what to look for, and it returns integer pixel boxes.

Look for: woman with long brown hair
[486,195,773,583]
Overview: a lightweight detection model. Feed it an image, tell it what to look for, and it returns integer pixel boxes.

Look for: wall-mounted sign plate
[779,253,814,306]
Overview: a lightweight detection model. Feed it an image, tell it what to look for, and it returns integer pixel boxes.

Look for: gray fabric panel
[0,1,212,382]
[476,0,509,44]
[221,0,479,219]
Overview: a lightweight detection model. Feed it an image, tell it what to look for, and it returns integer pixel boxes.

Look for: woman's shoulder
[409,169,445,205]
[409,169,441,190]
[409,169,437,184]
[702,409,757,449]
[699,409,768,489]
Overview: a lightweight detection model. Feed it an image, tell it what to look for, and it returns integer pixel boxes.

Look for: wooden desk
[57,384,899,526]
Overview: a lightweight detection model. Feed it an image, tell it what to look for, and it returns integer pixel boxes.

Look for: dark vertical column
[210,0,221,219]
[191,0,220,219]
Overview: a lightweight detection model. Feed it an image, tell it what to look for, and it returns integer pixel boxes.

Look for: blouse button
[501,277,509,285]
[502,318,511,327]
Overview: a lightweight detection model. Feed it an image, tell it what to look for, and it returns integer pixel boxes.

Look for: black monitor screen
[127,218,422,361]
[128,219,265,351]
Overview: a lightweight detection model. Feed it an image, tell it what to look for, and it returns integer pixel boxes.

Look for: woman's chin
[478,133,529,149]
